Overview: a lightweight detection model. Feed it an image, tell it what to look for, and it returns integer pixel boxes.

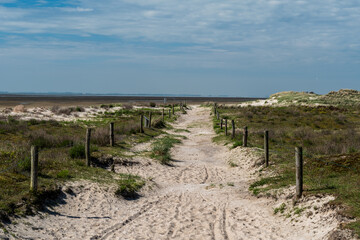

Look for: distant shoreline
[0,94,265,107]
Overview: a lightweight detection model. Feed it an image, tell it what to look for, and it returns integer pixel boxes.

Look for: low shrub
[151,136,181,164]
[69,144,85,159]
[115,174,145,199]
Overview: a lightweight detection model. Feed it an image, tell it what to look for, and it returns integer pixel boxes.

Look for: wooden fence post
[243,126,248,147]
[169,109,171,118]
[110,122,114,147]
[149,112,152,127]
[162,109,165,122]
[140,115,144,133]
[220,119,223,129]
[172,104,175,114]
[86,128,91,166]
[295,147,303,199]
[231,120,235,139]
[30,146,38,192]
[264,130,269,167]
[225,119,228,136]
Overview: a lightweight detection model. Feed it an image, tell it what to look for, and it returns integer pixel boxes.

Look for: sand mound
[13,105,26,113]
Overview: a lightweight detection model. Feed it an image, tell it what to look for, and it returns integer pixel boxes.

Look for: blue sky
[0,0,359,97]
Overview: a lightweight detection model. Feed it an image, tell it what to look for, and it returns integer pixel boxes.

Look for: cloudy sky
[0,0,359,96]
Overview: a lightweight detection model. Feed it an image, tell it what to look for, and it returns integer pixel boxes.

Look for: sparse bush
[122,104,133,110]
[151,136,181,164]
[69,144,85,159]
[115,174,145,199]
[149,102,156,108]
[56,170,71,179]
[91,127,109,146]
[75,106,85,112]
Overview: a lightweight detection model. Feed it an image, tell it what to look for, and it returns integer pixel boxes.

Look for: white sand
[1,106,355,239]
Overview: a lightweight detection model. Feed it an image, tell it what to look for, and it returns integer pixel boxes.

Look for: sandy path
[4,106,343,240]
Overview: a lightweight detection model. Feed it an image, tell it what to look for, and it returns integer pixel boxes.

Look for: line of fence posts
[231,120,235,139]
[264,130,269,167]
[243,126,248,147]
[225,119,228,136]
[295,146,303,199]
[216,115,304,199]
[110,122,114,147]
[86,128,91,166]
[30,145,38,192]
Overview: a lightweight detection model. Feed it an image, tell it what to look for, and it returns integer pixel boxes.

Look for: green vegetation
[115,174,145,199]
[150,136,181,165]
[274,203,287,215]
[271,89,360,106]
[0,104,178,220]
[214,102,360,235]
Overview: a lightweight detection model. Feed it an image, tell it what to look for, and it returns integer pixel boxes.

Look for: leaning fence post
[220,119,223,129]
[140,115,144,133]
[86,128,91,166]
[243,126,248,147]
[162,109,165,122]
[30,146,38,192]
[149,112,152,127]
[231,120,235,139]
[225,119,228,136]
[264,130,269,167]
[295,147,303,199]
[110,122,114,147]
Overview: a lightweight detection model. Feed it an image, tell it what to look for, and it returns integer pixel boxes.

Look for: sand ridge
[2,105,352,240]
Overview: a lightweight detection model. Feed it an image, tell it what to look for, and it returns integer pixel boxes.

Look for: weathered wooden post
[168,109,171,118]
[140,115,144,133]
[231,120,235,139]
[149,112,152,127]
[162,109,165,122]
[86,128,91,166]
[110,122,114,147]
[30,146,38,192]
[264,130,269,167]
[225,119,228,136]
[220,119,223,129]
[172,104,175,114]
[295,147,303,199]
[243,126,248,147]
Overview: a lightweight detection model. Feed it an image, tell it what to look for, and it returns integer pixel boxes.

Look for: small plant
[69,144,85,159]
[293,207,305,215]
[150,136,181,165]
[274,203,286,214]
[56,170,71,179]
[115,174,145,199]
[227,182,234,186]
[149,102,156,107]
[17,156,31,172]
[228,161,238,167]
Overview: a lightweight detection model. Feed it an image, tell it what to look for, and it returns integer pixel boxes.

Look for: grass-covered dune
[0,103,181,223]
[270,89,360,106]
[214,91,360,236]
